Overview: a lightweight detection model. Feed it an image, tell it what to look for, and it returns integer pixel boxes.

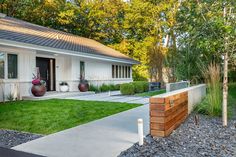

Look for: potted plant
[59,81,69,92]
[78,75,89,92]
[31,72,46,97]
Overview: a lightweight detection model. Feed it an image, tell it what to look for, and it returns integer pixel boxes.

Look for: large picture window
[8,54,18,79]
[112,65,131,79]
[0,53,4,79]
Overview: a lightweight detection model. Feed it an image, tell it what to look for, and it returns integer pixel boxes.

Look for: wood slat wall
[150,92,188,137]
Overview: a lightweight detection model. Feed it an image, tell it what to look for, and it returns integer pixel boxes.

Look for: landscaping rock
[119,114,236,157]
[0,129,43,148]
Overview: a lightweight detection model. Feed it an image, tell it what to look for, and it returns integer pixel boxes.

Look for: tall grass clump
[196,63,222,116]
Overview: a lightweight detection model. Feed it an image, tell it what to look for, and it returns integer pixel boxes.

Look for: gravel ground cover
[119,114,236,157]
[0,129,43,148]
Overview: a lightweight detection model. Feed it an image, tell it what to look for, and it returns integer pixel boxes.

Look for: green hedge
[120,81,149,95]
[120,83,135,95]
[89,84,120,93]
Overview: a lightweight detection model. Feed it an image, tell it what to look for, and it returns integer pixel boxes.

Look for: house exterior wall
[0,45,133,101]
[0,45,36,101]
[56,56,133,91]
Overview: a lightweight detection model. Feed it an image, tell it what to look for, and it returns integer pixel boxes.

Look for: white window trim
[0,52,19,80]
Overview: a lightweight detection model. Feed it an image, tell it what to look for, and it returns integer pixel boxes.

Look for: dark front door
[36,57,55,91]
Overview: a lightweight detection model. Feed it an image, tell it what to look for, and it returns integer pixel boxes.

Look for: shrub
[114,84,120,90]
[140,81,149,92]
[133,81,149,93]
[100,84,110,92]
[120,83,135,95]
[89,84,100,93]
[108,84,116,91]
[132,81,145,93]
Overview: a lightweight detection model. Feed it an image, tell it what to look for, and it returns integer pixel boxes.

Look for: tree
[176,0,236,125]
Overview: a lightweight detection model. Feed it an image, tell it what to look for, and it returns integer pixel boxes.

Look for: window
[7,54,17,79]
[128,66,130,78]
[119,66,121,78]
[122,66,125,78]
[112,65,115,78]
[112,65,131,79]
[116,65,118,78]
[0,53,4,79]
[125,66,128,78]
[80,61,85,79]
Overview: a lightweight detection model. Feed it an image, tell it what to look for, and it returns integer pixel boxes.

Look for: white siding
[57,56,133,91]
[0,45,36,100]
[0,45,134,100]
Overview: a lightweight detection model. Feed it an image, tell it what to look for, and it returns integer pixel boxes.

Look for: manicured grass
[135,89,166,97]
[0,99,141,135]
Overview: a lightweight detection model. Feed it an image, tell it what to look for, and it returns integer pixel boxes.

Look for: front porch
[22,91,95,100]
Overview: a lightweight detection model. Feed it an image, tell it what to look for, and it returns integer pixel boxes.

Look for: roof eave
[0,39,138,65]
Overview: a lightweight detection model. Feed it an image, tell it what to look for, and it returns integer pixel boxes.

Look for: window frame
[0,52,5,79]
[0,52,19,80]
[80,61,85,79]
[7,53,18,79]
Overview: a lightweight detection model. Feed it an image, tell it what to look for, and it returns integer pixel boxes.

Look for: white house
[0,13,139,100]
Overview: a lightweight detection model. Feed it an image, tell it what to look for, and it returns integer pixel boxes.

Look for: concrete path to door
[66,91,149,105]
[13,104,149,157]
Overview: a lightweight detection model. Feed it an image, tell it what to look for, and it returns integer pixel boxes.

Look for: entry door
[36,57,55,91]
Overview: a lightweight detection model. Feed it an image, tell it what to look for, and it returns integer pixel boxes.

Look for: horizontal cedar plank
[150,104,166,111]
[150,122,165,131]
[149,97,165,104]
[150,117,166,123]
[151,130,165,137]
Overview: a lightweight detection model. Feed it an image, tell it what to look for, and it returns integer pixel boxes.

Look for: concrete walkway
[13,105,149,157]
[66,91,149,105]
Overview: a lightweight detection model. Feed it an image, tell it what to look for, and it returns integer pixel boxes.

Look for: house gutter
[0,39,140,65]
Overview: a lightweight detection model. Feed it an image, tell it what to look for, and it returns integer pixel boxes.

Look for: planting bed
[119,114,236,157]
[0,129,43,148]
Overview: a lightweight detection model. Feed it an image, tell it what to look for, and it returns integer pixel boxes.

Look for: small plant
[89,84,100,93]
[59,82,68,86]
[32,73,45,86]
[6,93,15,101]
[100,84,110,92]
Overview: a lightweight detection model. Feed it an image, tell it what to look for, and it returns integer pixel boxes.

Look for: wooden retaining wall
[150,92,188,137]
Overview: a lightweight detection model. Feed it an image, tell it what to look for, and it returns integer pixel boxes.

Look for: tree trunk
[223,51,228,126]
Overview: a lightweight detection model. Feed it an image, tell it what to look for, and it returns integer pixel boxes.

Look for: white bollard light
[137,118,144,146]
[108,90,111,96]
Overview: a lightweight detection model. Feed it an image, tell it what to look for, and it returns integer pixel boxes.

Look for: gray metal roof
[0,15,139,64]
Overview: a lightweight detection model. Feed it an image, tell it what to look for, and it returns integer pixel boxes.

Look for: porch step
[22,91,95,100]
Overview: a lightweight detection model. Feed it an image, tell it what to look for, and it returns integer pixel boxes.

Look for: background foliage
[0,0,235,82]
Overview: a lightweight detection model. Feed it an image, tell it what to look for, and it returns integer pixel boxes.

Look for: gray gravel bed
[119,114,236,157]
[0,129,43,148]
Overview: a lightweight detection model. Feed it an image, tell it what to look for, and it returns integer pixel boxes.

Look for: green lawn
[0,99,141,135]
[135,89,166,97]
